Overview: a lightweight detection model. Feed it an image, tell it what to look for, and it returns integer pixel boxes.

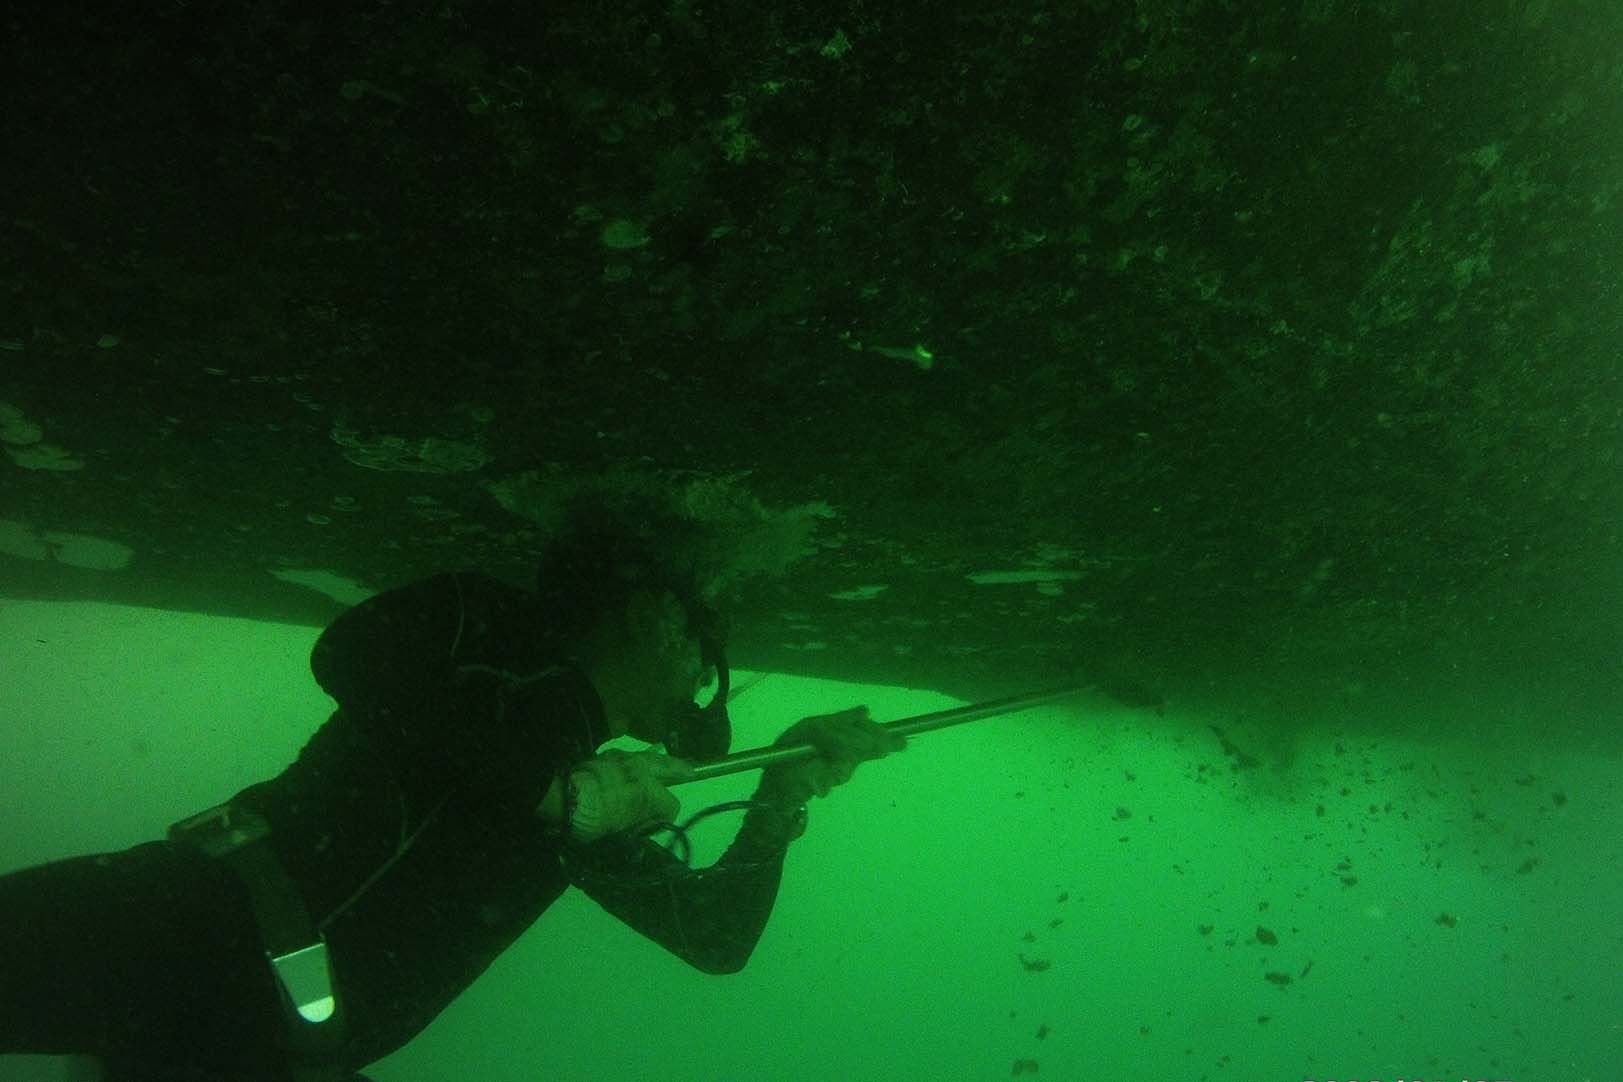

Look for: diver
[0,494,905,1081]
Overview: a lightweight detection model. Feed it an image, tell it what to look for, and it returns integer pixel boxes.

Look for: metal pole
[680,682,1093,784]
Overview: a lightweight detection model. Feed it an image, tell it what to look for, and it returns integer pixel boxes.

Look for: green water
[2,600,1616,1082]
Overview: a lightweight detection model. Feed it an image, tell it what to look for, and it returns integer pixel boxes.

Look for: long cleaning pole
[679,682,1093,784]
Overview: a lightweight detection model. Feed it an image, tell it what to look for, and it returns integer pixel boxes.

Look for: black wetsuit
[1,572,797,1080]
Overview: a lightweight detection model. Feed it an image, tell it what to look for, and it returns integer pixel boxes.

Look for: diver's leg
[0,841,291,1078]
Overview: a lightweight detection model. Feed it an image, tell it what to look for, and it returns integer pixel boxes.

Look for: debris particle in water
[1264,971,1293,987]
[1197,924,1214,936]
[1035,1024,1049,1040]
[1011,1059,1039,1076]
[1255,926,1278,945]
[1552,791,1566,807]
[1018,954,1051,973]
[1113,806,1132,820]
[1436,912,1458,928]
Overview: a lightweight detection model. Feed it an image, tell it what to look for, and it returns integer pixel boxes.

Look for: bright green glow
[866,342,935,370]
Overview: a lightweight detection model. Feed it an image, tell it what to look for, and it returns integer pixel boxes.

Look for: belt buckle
[272,941,339,1023]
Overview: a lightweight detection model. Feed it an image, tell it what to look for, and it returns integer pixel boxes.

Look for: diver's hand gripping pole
[674,682,1092,784]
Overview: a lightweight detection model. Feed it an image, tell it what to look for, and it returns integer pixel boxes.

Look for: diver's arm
[562,784,805,974]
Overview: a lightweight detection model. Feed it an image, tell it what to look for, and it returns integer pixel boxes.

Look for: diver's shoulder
[418,568,530,601]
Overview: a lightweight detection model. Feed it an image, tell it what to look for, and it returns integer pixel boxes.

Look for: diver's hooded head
[533,490,728,749]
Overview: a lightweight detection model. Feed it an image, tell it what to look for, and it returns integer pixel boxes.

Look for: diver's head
[578,585,707,742]
[533,493,726,749]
